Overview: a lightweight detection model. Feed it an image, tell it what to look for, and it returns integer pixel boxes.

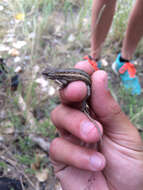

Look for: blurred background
[0,0,143,189]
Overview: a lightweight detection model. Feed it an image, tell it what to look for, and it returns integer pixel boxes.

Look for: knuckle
[50,105,62,124]
[110,102,122,116]
[50,109,56,122]
[100,102,122,122]
[49,138,60,159]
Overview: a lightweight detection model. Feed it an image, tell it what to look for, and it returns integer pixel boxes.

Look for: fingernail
[89,154,104,171]
[80,120,95,138]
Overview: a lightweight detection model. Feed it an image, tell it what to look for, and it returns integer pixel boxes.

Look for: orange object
[84,55,99,71]
[119,62,136,78]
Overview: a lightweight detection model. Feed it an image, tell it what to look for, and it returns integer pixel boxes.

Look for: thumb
[91,70,141,142]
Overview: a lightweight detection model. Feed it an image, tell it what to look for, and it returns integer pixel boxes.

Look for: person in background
[84,0,143,95]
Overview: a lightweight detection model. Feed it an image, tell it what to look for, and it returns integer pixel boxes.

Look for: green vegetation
[0,0,143,188]
[112,0,133,40]
[0,161,8,171]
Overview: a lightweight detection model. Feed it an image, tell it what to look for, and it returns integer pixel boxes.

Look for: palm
[101,133,143,190]
[55,131,143,190]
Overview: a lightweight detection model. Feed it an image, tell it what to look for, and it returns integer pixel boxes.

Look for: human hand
[49,61,143,190]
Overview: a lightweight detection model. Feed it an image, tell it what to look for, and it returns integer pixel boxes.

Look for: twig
[16,92,51,153]
[29,134,50,153]
[16,92,36,131]
[131,107,143,122]
[20,175,26,190]
[1,144,36,189]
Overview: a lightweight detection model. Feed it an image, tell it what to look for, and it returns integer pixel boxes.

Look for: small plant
[16,154,34,166]
[135,39,143,57]
[112,0,133,40]
[117,86,143,124]
[17,136,35,153]
[77,0,91,33]
[24,168,35,175]
[0,161,8,171]
[37,118,56,139]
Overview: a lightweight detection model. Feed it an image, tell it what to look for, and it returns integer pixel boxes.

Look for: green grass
[37,118,56,138]
[112,0,133,41]
[0,161,8,171]
[17,136,35,153]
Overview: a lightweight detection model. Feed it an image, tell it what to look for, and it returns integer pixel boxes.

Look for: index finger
[74,59,95,75]
[59,59,95,104]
